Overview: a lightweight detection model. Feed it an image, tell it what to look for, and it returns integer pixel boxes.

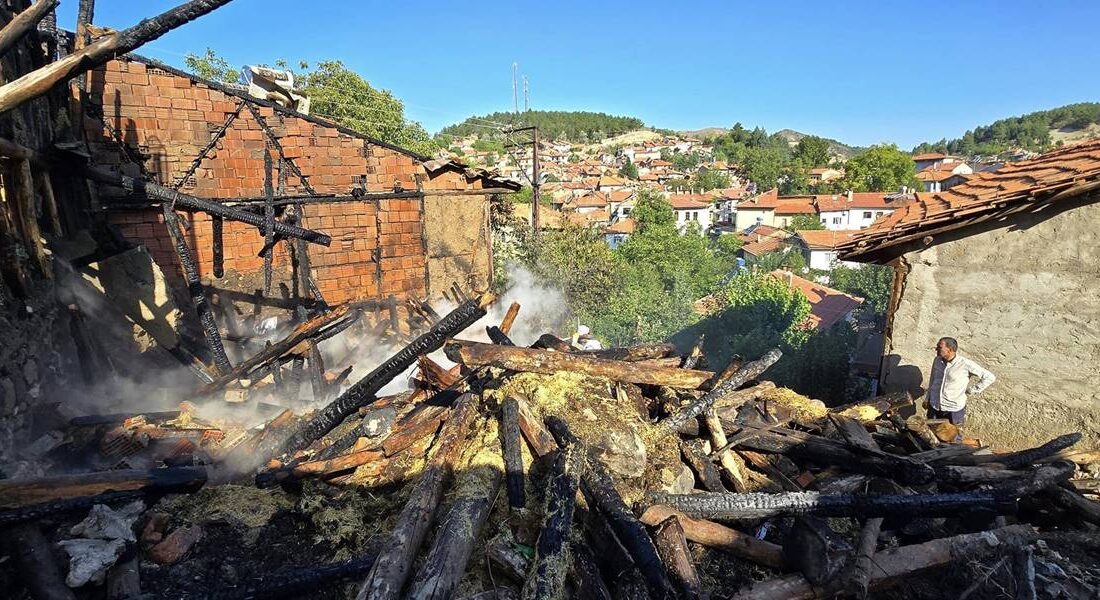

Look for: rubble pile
[1,294,1099,600]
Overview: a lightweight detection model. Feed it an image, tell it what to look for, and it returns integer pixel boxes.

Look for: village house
[837,140,1100,447]
[607,190,636,221]
[739,230,795,262]
[916,161,973,192]
[667,193,713,233]
[816,191,913,230]
[808,166,844,184]
[597,174,632,192]
[770,270,863,331]
[793,229,863,270]
[604,217,636,249]
[773,197,817,228]
[732,188,782,230]
[566,191,611,215]
[911,152,948,172]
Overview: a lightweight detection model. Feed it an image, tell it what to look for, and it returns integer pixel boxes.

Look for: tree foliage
[789,214,825,231]
[912,103,1100,156]
[840,144,921,192]
[184,48,239,84]
[793,135,832,167]
[618,159,639,180]
[829,264,894,318]
[439,110,645,142]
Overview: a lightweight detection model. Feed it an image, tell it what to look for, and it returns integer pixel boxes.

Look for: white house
[815,192,912,230]
[916,161,973,192]
[793,229,863,270]
[668,193,713,233]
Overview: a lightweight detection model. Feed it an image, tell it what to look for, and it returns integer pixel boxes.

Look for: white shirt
[927,354,995,412]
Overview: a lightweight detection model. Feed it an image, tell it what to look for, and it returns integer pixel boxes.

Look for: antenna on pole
[511,62,518,113]
[523,75,529,112]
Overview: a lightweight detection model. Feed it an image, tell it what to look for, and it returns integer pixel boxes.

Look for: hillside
[913,102,1100,157]
[774,129,864,159]
[438,110,645,142]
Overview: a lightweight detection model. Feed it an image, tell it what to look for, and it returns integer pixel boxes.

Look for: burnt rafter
[245,101,317,195]
[172,97,248,190]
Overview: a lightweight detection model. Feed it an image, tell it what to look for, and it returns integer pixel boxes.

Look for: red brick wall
[86,58,492,305]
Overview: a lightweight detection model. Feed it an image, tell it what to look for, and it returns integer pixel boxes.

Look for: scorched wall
[882,201,1100,449]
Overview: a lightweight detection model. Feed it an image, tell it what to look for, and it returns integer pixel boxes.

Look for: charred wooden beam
[844,516,884,599]
[546,416,677,599]
[0,489,147,527]
[261,147,275,293]
[407,464,504,600]
[514,398,557,458]
[522,434,586,600]
[640,505,784,569]
[681,439,727,493]
[355,393,479,600]
[681,334,705,369]
[501,397,527,508]
[655,349,782,437]
[652,516,703,599]
[0,467,206,509]
[945,433,1082,469]
[647,488,1016,521]
[0,0,234,113]
[729,525,1036,600]
[278,294,493,456]
[211,554,376,600]
[582,342,677,362]
[704,409,748,493]
[0,1,59,57]
[531,333,573,352]
[445,340,715,389]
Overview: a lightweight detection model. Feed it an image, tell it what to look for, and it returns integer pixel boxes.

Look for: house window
[876,211,884,217]
[692,211,699,221]
[832,217,842,224]
[863,211,872,219]
[622,207,631,215]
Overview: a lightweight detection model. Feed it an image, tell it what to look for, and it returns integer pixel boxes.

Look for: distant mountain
[438,111,646,143]
[680,127,729,139]
[913,102,1100,157]
[774,129,865,159]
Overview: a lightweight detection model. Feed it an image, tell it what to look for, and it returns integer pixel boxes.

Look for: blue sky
[60,1,1100,148]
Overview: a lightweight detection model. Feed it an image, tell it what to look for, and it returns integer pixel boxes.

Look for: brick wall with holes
[85,57,505,305]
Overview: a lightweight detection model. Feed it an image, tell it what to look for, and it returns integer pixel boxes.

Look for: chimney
[847,190,853,203]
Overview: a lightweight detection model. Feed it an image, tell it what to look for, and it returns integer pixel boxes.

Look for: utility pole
[523,75,529,112]
[532,126,540,231]
[511,62,518,113]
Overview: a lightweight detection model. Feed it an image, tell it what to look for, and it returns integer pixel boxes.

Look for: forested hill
[438,110,646,142]
[913,102,1100,156]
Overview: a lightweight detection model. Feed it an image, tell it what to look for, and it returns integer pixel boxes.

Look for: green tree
[739,146,786,191]
[793,135,831,167]
[829,264,894,318]
[619,159,639,180]
[185,48,240,84]
[840,144,922,192]
[692,168,731,191]
[711,234,744,262]
[789,214,825,230]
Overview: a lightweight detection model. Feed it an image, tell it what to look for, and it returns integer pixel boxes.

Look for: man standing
[926,337,996,429]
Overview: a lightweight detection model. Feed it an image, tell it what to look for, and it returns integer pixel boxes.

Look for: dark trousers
[927,405,966,425]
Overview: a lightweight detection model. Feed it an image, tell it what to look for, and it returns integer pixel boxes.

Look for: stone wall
[882,201,1100,449]
[85,57,501,304]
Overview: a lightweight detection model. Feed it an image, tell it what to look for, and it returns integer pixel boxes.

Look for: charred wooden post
[522,436,586,600]
[946,433,1083,469]
[279,294,493,456]
[261,147,275,293]
[546,416,677,599]
[1012,545,1037,600]
[639,505,785,569]
[211,554,376,600]
[0,0,234,113]
[6,523,77,600]
[1046,485,1100,526]
[0,467,206,509]
[501,397,527,508]
[729,525,1037,600]
[445,340,715,389]
[569,543,613,600]
[161,200,232,374]
[486,325,515,346]
[681,334,705,369]
[583,342,677,362]
[648,489,1016,521]
[0,1,60,57]
[681,439,727,493]
[656,349,782,437]
[845,516,883,599]
[407,464,504,600]
[652,516,703,599]
[355,393,479,600]
[211,215,225,278]
[532,333,573,352]
[308,341,327,402]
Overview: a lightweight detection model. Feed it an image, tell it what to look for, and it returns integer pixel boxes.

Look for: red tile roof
[667,194,712,210]
[737,223,784,243]
[916,169,967,183]
[769,270,863,330]
[912,152,946,161]
[571,192,610,208]
[741,234,792,257]
[815,192,911,212]
[795,229,862,250]
[735,188,780,209]
[605,218,636,234]
[839,140,1100,259]
[774,198,818,215]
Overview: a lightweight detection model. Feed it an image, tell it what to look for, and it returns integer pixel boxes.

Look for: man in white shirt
[925,337,996,428]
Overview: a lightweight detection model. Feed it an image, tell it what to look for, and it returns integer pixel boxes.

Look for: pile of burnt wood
[2,294,1099,600]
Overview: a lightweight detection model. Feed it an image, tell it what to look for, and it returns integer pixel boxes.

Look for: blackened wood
[199,305,355,393]
[446,340,715,389]
[681,439,727,493]
[653,516,703,599]
[106,552,140,600]
[279,294,492,456]
[570,543,613,600]
[488,537,529,582]
[407,464,503,600]
[502,397,527,508]
[356,393,479,600]
[0,1,59,58]
[1012,546,1036,600]
[211,215,224,277]
[656,349,782,437]
[934,464,1018,484]
[639,505,784,569]
[681,334,705,369]
[722,422,935,485]
[583,342,676,362]
[829,414,878,453]
[728,525,1036,600]
[946,433,1082,469]
[990,461,1075,497]
[308,340,327,402]
[161,200,232,373]
[262,147,275,294]
[522,436,586,600]
[211,554,376,600]
[738,450,802,492]
[6,523,77,600]
[845,517,883,599]
[0,490,146,526]
[532,333,573,352]
[173,100,246,189]
[486,325,515,346]
[546,416,677,599]
[1045,485,1100,526]
[648,489,1015,521]
[0,467,206,509]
